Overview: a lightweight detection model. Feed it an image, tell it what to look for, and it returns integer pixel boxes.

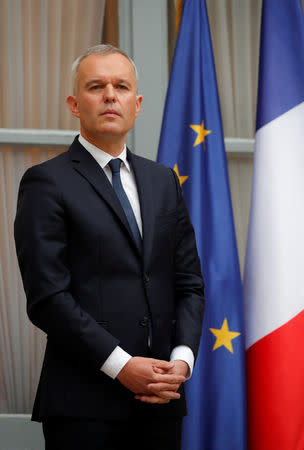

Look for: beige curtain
[207,0,262,138]
[0,0,106,413]
[0,0,106,130]
[227,153,253,273]
[0,145,66,413]
[207,0,261,274]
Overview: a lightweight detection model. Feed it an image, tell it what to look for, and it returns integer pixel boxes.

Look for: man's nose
[104,84,116,102]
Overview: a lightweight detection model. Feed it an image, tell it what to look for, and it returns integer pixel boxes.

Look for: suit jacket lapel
[128,150,155,270]
[69,138,140,255]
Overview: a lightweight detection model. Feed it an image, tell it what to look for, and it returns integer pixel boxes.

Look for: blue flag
[157,1,247,449]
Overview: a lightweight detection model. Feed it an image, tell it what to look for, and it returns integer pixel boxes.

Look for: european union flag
[157,1,247,449]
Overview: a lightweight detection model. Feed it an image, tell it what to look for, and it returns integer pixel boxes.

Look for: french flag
[244,1,304,449]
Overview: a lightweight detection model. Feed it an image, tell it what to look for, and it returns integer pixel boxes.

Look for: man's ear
[66,95,80,118]
[135,95,143,118]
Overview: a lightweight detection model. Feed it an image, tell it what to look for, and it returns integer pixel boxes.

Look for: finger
[152,367,167,374]
[148,382,180,393]
[152,360,174,370]
[152,366,175,375]
[135,395,170,404]
[150,390,181,400]
[148,388,180,399]
[152,373,186,384]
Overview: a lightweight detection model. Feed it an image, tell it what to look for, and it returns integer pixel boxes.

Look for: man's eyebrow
[116,78,132,87]
[85,79,103,88]
[85,78,132,88]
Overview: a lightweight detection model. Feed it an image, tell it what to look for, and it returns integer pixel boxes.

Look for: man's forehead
[78,53,134,77]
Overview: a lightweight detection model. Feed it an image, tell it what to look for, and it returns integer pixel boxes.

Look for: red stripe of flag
[246,309,304,450]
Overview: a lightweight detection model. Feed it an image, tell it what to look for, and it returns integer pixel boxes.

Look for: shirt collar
[78,134,130,172]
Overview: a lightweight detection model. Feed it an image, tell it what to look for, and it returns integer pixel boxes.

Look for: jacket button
[143,274,149,283]
[140,316,149,327]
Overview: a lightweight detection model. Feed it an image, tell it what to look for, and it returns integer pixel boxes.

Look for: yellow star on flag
[209,318,240,354]
[173,164,188,186]
[189,120,211,147]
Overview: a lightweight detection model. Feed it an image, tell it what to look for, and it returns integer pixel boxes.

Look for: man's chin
[84,127,126,141]
[98,127,125,137]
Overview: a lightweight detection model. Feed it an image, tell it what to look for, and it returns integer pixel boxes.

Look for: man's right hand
[116,357,186,403]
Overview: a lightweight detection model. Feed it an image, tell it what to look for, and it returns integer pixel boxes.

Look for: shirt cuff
[100,346,132,379]
[170,345,194,379]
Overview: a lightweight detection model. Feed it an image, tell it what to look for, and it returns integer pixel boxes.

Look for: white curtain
[0,0,106,413]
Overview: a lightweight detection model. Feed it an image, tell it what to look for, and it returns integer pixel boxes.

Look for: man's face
[67,53,142,144]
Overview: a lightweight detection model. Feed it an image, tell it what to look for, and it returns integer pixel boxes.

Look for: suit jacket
[14,136,205,422]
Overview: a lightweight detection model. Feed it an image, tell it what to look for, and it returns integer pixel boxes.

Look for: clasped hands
[117,356,188,404]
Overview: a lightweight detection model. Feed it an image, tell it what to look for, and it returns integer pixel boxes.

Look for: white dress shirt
[78,135,194,379]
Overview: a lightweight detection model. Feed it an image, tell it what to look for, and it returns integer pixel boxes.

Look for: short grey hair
[71,44,139,94]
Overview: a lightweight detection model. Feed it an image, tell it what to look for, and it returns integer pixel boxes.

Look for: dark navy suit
[14,136,204,427]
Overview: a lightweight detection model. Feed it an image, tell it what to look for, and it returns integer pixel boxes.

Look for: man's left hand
[135,360,189,404]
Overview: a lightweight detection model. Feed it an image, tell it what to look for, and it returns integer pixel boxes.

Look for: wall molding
[0,128,254,154]
[0,128,78,146]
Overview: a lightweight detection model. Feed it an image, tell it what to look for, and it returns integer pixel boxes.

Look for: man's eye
[117,85,127,90]
[90,85,101,90]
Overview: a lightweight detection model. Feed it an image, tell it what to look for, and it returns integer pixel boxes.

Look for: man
[14,44,205,450]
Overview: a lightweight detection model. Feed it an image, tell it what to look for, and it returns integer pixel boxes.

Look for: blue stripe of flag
[257,0,304,130]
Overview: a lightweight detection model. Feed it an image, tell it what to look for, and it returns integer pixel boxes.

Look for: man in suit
[14,44,205,450]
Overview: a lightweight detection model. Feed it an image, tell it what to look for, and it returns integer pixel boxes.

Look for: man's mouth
[100,109,120,116]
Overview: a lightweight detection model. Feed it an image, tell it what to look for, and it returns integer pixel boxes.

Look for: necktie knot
[108,158,122,174]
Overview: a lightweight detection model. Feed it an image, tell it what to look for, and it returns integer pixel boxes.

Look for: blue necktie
[108,158,142,252]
